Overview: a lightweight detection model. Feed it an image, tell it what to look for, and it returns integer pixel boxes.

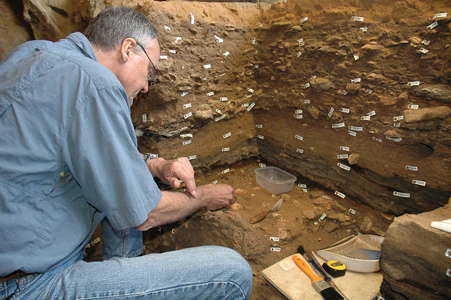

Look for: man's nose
[142,81,149,94]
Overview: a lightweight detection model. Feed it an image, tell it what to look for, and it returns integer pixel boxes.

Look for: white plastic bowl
[255,167,296,194]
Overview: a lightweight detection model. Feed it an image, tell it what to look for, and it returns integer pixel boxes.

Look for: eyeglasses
[136,41,159,86]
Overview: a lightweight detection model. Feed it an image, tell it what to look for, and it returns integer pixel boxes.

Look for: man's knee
[205,246,253,298]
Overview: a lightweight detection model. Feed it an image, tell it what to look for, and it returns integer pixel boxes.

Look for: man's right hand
[197,184,235,211]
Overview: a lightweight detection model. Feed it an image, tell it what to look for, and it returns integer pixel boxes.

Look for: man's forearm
[136,190,204,231]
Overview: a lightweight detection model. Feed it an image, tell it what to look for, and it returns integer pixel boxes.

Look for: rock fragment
[403,106,451,123]
[347,153,360,165]
[309,77,335,90]
[410,84,451,104]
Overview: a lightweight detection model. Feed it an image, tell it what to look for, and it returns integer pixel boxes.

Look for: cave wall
[1,0,450,215]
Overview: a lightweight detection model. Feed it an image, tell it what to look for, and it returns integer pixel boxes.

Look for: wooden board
[262,254,383,300]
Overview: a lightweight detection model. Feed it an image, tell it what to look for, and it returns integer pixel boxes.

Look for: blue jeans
[0,220,252,299]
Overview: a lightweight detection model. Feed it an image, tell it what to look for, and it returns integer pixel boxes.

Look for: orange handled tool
[292,255,322,283]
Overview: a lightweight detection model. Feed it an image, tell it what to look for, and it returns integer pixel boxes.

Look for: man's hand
[149,157,197,197]
[197,184,235,211]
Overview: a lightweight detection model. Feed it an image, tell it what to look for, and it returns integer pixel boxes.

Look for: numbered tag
[214,35,224,43]
[337,163,351,171]
[361,115,371,121]
[183,103,192,109]
[271,247,281,252]
[220,96,229,102]
[142,113,148,123]
[426,21,438,29]
[214,115,226,122]
[223,132,232,139]
[203,64,212,69]
[257,135,265,140]
[339,146,350,151]
[352,16,364,22]
[221,168,231,174]
[183,112,193,119]
[304,99,311,104]
[247,102,256,111]
[407,81,420,86]
[349,126,363,131]
[328,107,334,118]
[332,122,346,128]
[188,155,197,160]
[206,91,215,97]
[393,115,404,121]
[182,139,192,145]
[295,135,304,141]
[340,108,350,113]
[348,130,357,136]
[408,104,419,110]
[335,191,346,198]
[393,191,410,198]
[351,78,361,83]
[270,237,280,242]
[256,124,263,129]
[412,180,426,187]
[337,154,349,159]
[180,133,193,138]
[296,148,304,154]
[222,147,230,152]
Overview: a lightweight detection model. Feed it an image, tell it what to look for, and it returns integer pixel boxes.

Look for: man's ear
[120,38,137,62]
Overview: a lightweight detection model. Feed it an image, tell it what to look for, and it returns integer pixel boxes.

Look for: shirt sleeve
[62,83,161,230]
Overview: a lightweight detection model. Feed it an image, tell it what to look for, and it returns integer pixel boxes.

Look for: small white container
[255,167,296,194]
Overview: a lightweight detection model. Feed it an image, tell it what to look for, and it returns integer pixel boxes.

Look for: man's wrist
[148,157,166,178]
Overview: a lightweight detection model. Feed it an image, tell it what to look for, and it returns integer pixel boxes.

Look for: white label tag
[393,191,410,198]
[214,115,226,122]
[393,122,401,128]
[169,49,177,54]
[340,146,350,151]
[367,110,376,117]
[298,183,307,189]
[211,180,218,184]
[271,247,281,252]
[175,37,183,43]
[180,92,189,97]
[241,103,249,108]
[270,236,280,242]
[361,115,371,121]
[360,26,368,32]
[297,38,305,47]
[303,82,310,89]
[328,107,334,118]
[257,135,265,140]
[215,109,222,114]
[337,154,349,159]
[188,155,197,160]
[408,104,419,110]
[203,64,212,69]
[349,126,363,131]
[294,114,303,119]
[351,78,361,83]
[247,102,256,111]
[348,208,357,215]
[337,163,351,171]
[386,136,402,142]
[433,12,448,19]
[335,191,346,198]
[295,109,303,114]
[304,99,311,104]
[353,54,359,61]
[223,132,232,139]
[332,122,346,128]
[407,81,420,86]
[221,168,231,174]
[418,48,429,54]
[427,21,438,29]
[222,147,230,152]
[405,165,419,171]
[183,103,192,109]
[214,35,224,43]
[412,180,426,186]
[190,13,195,25]
[348,130,357,136]
[220,96,229,102]
[421,40,430,46]
[164,25,171,31]
[294,135,304,141]
[182,140,192,145]
[160,55,168,60]
[301,17,309,23]
[180,133,193,138]
[340,108,350,113]
[183,112,193,119]
[319,213,327,221]
[223,51,230,57]
[352,16,364,22]
[256,124,263,129]
[296,148,304,154]
[247,88,254,93]
[259,163,267,168]
[393,115,404,121]
[206,91,215,97]
[372,137,383,143]
[142,113,147,123]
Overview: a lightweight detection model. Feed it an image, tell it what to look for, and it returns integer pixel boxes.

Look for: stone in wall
[380,199,451,300]
[0,0,32,60]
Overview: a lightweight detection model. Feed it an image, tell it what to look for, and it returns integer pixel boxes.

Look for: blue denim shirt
[0,33,161,276]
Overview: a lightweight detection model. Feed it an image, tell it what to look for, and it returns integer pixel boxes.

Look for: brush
[292,254,344,300]
[249,197,284,224]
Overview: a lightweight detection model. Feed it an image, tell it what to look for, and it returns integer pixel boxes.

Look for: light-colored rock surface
[381,200,451,300]
[403,106,451,123]
[411,84,451,104]
[0,0,32,60]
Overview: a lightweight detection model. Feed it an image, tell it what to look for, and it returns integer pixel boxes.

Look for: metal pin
[328,107,334,118]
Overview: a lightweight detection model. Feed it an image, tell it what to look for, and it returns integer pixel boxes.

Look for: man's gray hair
[84,6,158,51]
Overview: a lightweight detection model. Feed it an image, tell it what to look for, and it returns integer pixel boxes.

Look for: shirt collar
[63,32,97,61]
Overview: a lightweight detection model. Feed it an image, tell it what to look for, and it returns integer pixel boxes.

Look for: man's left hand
[150,157,197,197]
